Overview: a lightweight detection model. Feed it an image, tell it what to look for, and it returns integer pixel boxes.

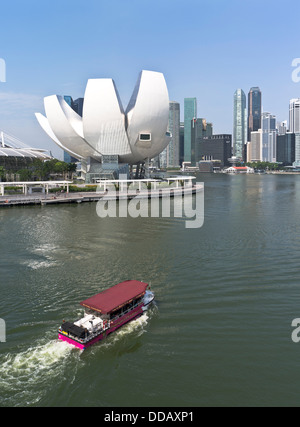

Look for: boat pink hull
[58,304,143,349]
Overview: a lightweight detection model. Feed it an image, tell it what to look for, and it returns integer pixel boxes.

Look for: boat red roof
[80,280,149,314]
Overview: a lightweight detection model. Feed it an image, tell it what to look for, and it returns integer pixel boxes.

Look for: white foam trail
[0,314,149,387]
[0,339,78,406]
[0,307,156,405]
[116,311,149,335]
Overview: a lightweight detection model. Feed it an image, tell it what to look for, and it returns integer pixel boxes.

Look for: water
[1,173,300,407]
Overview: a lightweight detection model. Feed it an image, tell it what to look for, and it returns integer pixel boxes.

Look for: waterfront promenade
[0,178,203,208]
[0,191,106,207]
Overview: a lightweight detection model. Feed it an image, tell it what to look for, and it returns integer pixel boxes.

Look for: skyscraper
[233,89,247,160]
[196,134,231,168]
[293,133,300,167]
[249,130,262,162]
[74,98,84,117]
[159,146,167,168]
[184,98,197,162]
[277,133,295,165]
[277,120,287,135]
[64,95,74,109]
[191,118,213,164]
[289,98,300,133]
[248,87,262,141]
[167,101,180,167]
[261,112,276,162]
[179,122,184,166]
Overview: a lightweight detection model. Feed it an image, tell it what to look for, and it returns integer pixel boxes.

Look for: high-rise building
[248,87,262,141]
[197,134,232,168]
[191,118,213,164]
[261,112,276,162]
[289,99,300,133]
[277,120,287,135]
[293,133,300,167]
[179,122,184,166]
[184,98,197,162]
[64,95,74,109]
[63,151,78,163]
[248,130,262,162]
[233,89,247,160]
[277,133,295,165]
[167,101,180,167]
[74,98,84,117]
[159,146,167,168]
[63,95,84,117]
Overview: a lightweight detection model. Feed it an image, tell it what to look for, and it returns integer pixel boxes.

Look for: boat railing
[59,299,143,343]
[59,320,106,344]
[110,300,142,322]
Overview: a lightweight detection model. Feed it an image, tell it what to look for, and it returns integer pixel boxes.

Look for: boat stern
[58,331,86,349]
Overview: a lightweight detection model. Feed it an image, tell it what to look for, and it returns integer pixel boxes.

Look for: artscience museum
[35,70,171,182]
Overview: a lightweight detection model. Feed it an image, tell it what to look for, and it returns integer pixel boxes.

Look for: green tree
[0,166,6,182]
[17,168,32,181]
[32,158,45,180]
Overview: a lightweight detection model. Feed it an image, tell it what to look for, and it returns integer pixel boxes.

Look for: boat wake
[0,307,157,406]
[0,338,80,407]
[114,311,150,338]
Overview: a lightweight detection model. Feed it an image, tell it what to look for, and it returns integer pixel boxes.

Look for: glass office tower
[179,122,184,166]
[261,112,276,162]
[233,89,247,160]
[191,118,213,165]
[248,87,262,141]
[168,101,180,167]
[277,133,295,165]
[184,98,197,162]
[74,98,84,117]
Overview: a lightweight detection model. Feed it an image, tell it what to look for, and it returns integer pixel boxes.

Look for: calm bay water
[1,173,300,407]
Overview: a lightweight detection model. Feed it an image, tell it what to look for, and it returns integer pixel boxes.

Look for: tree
[246,161,280,171]
[32,158,45,180]
[17,168,32,181]
[67,163,77,179]
[0,166,6,182]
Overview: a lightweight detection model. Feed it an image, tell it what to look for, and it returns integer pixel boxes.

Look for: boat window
[111,307,122,319]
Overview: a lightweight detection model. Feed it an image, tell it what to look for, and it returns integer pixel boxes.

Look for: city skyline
[0,0,300,159]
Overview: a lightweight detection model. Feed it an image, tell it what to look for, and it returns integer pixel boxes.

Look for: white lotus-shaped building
[35,70,171,166]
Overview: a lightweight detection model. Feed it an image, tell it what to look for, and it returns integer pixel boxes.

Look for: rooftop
[80,280,149,314]
[0,130,51,159]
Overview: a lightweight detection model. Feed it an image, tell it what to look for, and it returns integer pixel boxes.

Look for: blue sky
[0,0,300,158]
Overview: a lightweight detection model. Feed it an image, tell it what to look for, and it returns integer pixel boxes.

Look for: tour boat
[58,280,154,350]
